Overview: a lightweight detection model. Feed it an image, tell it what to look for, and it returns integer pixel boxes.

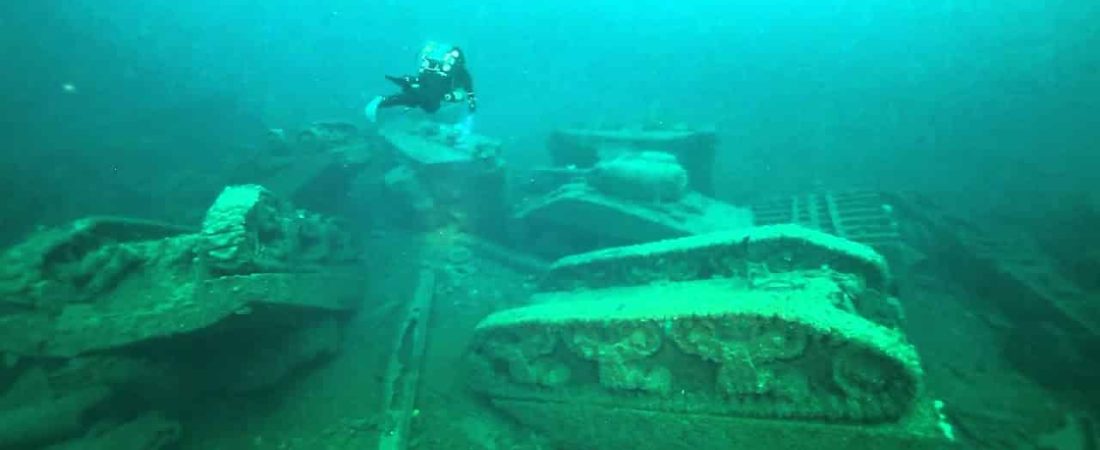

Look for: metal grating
[751,190,902,249]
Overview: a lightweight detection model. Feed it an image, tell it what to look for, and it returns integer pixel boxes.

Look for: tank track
[470,280,921,424]
[469,225,927,425]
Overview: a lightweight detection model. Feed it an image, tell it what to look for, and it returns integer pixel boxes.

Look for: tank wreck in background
[0,119,1096,450]
[0,185,362,449]
[516,126,753,258]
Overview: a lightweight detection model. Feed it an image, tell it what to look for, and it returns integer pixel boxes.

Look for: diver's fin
[365,96,383,123]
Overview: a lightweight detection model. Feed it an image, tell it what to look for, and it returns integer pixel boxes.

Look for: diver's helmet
[419,41,463,74]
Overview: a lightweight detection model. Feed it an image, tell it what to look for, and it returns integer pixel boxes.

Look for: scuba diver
[365,42,477,123]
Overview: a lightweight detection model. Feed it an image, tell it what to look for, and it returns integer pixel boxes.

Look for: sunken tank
[465,224,952,450]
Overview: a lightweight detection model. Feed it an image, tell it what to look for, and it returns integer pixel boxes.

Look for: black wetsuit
[379,64,475,113]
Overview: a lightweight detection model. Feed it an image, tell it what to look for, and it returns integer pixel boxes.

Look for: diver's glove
[385,75,415,90]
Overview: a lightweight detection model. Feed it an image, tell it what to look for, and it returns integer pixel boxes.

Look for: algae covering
[468,225,949,449]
